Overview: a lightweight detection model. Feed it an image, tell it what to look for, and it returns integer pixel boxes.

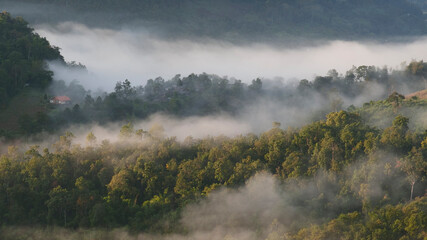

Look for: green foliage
[0,12,63,107]
[119,123,134,139]
[0,13,426,238]
[1,52,426,139]
[398,147,427,201]
[354,96,427,131]
[86,131,96,145]
[291,197,427,240]
[0,110,425,236]
[51,60,427,132]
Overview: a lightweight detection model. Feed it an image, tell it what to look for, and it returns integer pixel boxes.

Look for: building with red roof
[50,96,71,105]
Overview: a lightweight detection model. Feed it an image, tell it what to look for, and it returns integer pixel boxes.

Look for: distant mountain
[1,0,426,42]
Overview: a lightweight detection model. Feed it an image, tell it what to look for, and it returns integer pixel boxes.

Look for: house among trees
[50,96,71,105]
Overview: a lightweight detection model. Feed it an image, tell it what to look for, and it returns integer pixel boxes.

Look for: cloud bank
[35,23,427,91]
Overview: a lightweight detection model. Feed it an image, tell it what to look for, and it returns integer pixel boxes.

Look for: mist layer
[35,23,427,91]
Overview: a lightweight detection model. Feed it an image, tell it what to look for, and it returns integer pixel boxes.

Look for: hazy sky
[35,23,427,91]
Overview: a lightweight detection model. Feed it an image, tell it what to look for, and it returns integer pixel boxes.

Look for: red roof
[53,96,71,101]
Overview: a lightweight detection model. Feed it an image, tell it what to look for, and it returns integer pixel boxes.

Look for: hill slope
[0,12,63,107]
[0,12,64,136]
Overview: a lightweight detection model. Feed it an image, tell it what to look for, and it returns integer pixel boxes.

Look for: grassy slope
[353,98,427,131]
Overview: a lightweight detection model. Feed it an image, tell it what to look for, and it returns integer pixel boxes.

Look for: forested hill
[1,0,426,42]
[0,12,426,240]
[0,12,63,107]
[0,111,426,239]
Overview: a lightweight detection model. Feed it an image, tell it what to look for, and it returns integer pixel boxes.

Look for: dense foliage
[50,76,263,124]
[42,60,427,135]
[1,12,426,140]
[1,0,426,41]
[292,197,426,240]
[2,59,425,137]
[0,12,426,239]
[354,94,427,131]
[0,12,63,107]
[0,111,426,239]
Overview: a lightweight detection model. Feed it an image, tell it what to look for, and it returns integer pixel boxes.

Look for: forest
[0,110,426,239]
[6,58,427,138]
[0,8,426,240]
[1,11,426,138]
[0,12,63,107]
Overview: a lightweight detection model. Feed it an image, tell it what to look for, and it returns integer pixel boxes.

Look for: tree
[380,115,411,153]
[281,152,307,178]
[313,76,332,91]
[46,186,72,226]
[249,78,262,92]
[54,131,75,152]
[119,123,134,139]
[115,79,135,100]
[86,131,97,146]
[355,65,377,82]
[397,147,427,201]
[387,92,405,113]
[148,123,165,139]
[297,79,312,93]
[135,129,147,140]
[107,169,139,204]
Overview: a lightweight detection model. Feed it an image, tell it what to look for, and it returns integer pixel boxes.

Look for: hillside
[353,96,427,131]
[2,59,427,139]
[0,110,426,239]
[0,12,65,137]
[0,89,50,137]
[0,12,426,240]
[0,12,63,107]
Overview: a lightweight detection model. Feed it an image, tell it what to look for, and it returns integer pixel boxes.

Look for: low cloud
[71,113,253,144]
[34,22,427,91]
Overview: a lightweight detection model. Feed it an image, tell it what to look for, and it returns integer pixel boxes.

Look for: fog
[35,23,427,91]
[1,163,408,240]
[1,3,426,240]
[68,114,253,144]
[0,113,250,154]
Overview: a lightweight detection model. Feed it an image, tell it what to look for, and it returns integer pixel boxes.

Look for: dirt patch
[405,89,427,100]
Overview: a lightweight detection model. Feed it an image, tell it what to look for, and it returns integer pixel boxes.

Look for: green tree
[86,131,97,145]
[46,186,72,226]
[54,131,75,152]
[381,115,411,153]
[398,147,427,201]
[119,123,134,139]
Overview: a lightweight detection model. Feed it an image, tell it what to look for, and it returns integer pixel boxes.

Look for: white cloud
[35,23,427,91]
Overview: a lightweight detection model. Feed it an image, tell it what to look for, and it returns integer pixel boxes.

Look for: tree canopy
[0,12,63,107]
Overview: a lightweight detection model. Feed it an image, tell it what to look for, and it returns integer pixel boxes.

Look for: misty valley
[0,1,426,240]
